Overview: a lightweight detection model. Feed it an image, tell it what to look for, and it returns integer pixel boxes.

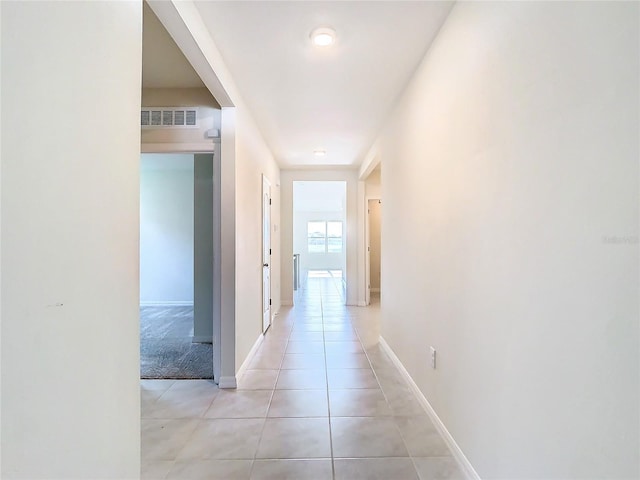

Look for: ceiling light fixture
[310,27,336,47]
[314,149,326,157]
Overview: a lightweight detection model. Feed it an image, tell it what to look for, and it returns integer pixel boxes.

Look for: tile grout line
[320,280,337,480]
[144,285,452,480]
[287,279,335,476]
[150,381,218,477]
[247,309,295,479]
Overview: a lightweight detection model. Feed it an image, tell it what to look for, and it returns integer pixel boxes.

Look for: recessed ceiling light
[310,27,336,47]
[314,149,326,156]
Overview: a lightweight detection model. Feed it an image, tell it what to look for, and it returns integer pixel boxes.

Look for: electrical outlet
[430,346,436,369]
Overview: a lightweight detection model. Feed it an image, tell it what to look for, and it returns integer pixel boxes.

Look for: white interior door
[262,175,271,332]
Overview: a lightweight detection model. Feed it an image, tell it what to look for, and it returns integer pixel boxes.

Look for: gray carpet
[140,306,213,379]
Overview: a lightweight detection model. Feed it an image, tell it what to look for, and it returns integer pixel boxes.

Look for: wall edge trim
[217,376,237,389]
[379,336,481,480]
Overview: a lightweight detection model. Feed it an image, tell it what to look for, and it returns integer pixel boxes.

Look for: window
[308,221,343,253]
[327,221,343,253]
[307,221,326,253]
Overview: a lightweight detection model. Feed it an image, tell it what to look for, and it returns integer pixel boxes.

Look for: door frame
[262,174,272,332]
[138,148,223,383]
[144,0,240,389]
[365,196,381,306]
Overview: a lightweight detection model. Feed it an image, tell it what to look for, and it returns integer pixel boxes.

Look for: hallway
[141,276,464,479]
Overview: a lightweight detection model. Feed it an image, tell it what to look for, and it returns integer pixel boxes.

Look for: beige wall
[1,1,142,477]
[376,1,639,478]
[366,168,382,294]
[366,178,381,199]
[234,104,281,371]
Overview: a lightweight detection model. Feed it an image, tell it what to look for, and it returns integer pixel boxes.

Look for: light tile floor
[141,275,465,479]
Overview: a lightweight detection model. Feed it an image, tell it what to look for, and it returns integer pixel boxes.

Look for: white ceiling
[193,1,454,168]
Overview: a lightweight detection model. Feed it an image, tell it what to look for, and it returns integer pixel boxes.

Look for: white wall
[281,170,359,306]
[234,105,281,370]
[1,1,141,478]
[140,154,194,305]
[377,2,639,478]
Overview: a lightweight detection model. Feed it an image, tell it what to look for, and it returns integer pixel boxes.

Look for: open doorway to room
[293,181,347,303]
[139,153,215,379]
[139,1,224,381]
[367,199,382,305]
[364,163,382,306]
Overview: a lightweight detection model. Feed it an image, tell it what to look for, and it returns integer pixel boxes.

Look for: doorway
[363,163,382,306]
[367,199,382,305]
[293,181,347,302]
[262,175,272,332]
[139,153,215,379]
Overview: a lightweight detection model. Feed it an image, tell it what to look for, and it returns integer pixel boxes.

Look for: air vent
[141,107,199,129]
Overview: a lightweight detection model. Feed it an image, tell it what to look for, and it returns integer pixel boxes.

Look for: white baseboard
[217,376,237,389]
[379,337,481,480]
[192,336,213,344]
[235,333,265,383]
[140,301,194,307]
